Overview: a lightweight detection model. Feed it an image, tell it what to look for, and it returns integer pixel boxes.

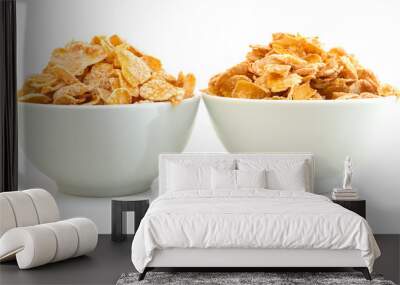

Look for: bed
[131,153,380,280]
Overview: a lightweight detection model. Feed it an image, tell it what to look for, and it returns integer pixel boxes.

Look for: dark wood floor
[0,235,134,285]
[0,235,399,285]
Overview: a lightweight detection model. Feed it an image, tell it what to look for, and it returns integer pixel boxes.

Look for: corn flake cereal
[18,35,196,105]
[205,33,399,100]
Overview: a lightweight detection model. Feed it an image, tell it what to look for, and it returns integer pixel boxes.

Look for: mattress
[131,189,380,272]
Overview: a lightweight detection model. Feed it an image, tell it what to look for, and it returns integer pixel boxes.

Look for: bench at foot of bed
[137,267,372,281]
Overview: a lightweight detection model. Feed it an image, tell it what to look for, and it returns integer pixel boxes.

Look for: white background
[17,0,400,233]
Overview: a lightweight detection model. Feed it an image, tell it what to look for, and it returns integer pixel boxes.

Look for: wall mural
[14,0,400,234]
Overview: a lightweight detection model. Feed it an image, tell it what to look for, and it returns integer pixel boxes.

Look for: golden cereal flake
[141,55,162,72]
[140,79,182,101]
[105,88,131,104]
[266,73,302,92]
[116,48,152,87]
[83,63,114,90]
[48,41,107,76]
[232,80,269,99]
[19,93,52,104]
[291,81,317,100]
[183,73,196,98]
[219,75,252,97]
[54,82,91,96]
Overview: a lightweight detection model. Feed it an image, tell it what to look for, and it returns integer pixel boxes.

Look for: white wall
[17,0,400,233]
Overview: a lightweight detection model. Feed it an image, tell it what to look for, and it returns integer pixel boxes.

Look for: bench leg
[354,267,371,280]
[138,268,148,281]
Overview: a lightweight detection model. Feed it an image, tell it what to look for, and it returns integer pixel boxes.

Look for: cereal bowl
[203,93,400,191]
[18,96,200,197]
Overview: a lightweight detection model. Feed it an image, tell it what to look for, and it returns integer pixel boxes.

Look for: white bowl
[18,96,200,197]
[203,93,400,192]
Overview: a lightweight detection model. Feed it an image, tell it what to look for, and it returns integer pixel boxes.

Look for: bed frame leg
[354,267,371,280]
[138,268,148,281]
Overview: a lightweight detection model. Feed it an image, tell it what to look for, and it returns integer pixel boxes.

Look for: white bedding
[131,190,380,273]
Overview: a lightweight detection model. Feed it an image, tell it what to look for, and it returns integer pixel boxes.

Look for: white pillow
[211,169,268,190]
[267,165,306,191]
[165,159,235,192]
[211,169,236,190]
[237,159,308,191]
[236,169,267,189]
[167,163,211,191]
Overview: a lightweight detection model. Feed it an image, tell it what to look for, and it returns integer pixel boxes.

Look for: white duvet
[131,190,380,272]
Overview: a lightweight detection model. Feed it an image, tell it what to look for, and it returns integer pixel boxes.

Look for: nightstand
[332,199,366,219]
[111,192,151,242]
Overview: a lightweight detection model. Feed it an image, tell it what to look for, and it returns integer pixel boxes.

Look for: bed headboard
[158,153,314,195]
